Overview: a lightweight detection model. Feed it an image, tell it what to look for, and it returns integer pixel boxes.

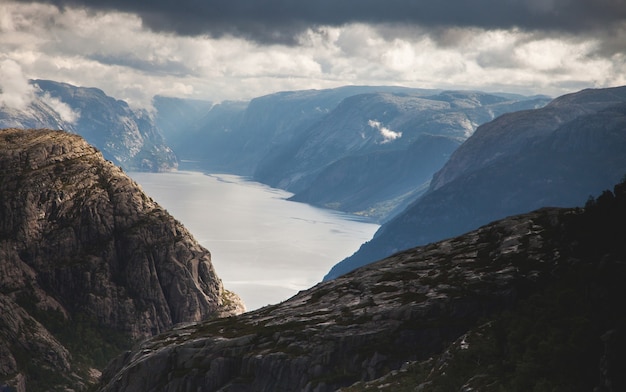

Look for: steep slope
[98,180,626,392]
[256,90,548,193]
[179,86,434,175]
[153,95,213,142]
[431,86,626,190]
[0,129,243,391]
[290,135,461,222]
[255,90,548,221]
[161,86,546,222]
[165,100,248,171]
[343,182,626,392]
[0,80,177,172]
[327,86,626,279]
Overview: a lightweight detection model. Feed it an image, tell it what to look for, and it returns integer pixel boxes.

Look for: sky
[1,0,625,109]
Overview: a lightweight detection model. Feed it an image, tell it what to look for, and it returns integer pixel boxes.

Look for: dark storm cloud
[16,0,626,45]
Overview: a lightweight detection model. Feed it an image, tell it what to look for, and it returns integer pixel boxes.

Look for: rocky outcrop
[97,180,626,392]
[0,129,243,391]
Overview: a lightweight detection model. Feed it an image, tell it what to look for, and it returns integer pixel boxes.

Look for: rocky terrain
[0,129,243,391]
[0,80,177,172]
[328,86,626,278]
[97,179,626,392]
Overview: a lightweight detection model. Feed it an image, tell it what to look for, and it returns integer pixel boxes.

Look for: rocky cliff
[0,129,243,391]
[97,179,626,392]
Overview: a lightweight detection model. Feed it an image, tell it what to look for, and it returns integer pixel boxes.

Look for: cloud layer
[1,1,624,108]
[14,0,626,48]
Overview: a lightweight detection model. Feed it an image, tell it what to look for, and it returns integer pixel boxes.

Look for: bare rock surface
[0,128,243,391]
[99,206,577,392]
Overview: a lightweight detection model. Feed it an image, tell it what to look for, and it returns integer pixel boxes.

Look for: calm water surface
[129,171,379,311]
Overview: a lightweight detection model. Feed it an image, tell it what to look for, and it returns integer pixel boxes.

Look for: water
[128,171,379,311]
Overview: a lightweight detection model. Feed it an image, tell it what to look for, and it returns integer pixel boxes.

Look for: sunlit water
[128,171,379,311]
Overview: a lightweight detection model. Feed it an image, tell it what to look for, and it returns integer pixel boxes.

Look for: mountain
[97,179,626,392]
[171,86,435,174]
[162,99,249,171]
[0,80,177,172]
[290,134,461,221]
[0,129,243,391]
[253,91,548,223]
[152,95,213,149]
[165,86,548,221]
[327,86,626,279]
[256,91,547,191]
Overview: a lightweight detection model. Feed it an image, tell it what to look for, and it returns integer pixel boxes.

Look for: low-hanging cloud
[12,0,626,49]
[0,59,35,110]
[39,91,81,124]
[369,120,402,144]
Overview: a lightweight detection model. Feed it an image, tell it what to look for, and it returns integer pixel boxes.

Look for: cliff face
[97,179,626,392]
[0,129,243,391]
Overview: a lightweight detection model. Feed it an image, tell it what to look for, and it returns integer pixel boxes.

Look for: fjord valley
[156,87,549,222]
[3,0,626,389]
[1,82,625,392]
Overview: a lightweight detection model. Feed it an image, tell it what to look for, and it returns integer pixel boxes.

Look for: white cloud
[0,1,624,109]
[0,59,35,110]
[368,120,402,144]
[39,91,80,124]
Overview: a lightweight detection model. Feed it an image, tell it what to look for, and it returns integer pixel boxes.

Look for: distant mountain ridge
[0,80,177,172]
[327,86,626,279]
[163,86,548,221]
[0,129,243,391]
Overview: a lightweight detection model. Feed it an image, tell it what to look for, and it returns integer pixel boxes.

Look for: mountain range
[160,87,548,221]
[1,83,625,391]
[0,80,177,172]
[0,80,550,222]
[326,86,626,279]
[0,129,243,391]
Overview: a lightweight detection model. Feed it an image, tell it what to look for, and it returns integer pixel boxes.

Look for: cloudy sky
[1,0,625,108]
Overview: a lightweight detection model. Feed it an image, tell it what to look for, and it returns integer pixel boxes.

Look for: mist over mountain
[0,129,243,391]
[0,80,177,172]
[98,178,626,392]
[153,95,213,139]
[327,86,626,279]
[164,86,548,221]
[158,99,249,170]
